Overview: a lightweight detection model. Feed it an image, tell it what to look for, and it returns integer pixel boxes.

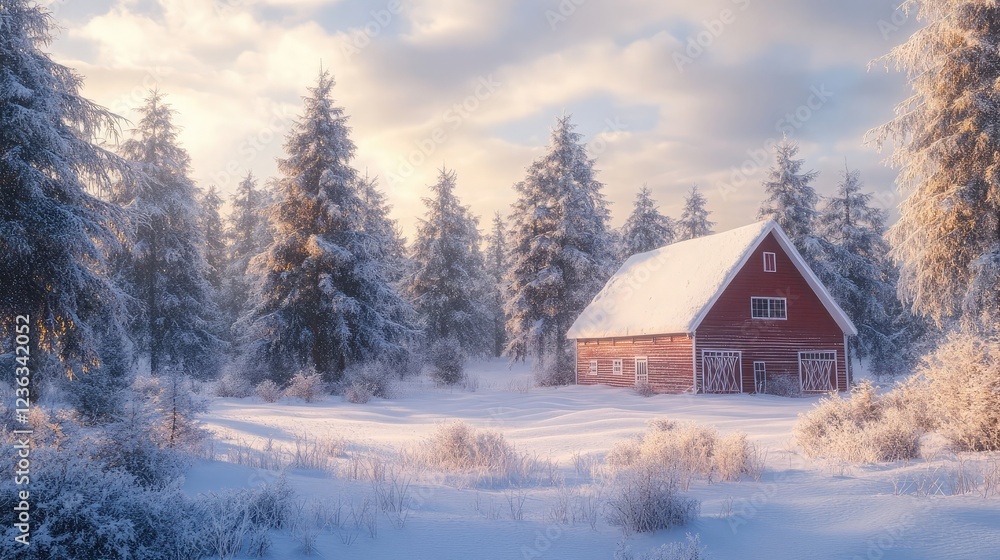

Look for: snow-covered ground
[190,359,1000,559]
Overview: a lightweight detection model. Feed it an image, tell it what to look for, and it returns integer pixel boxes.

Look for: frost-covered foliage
[605,466,700,535]
[284,370,324,403]
[342,360,398,401]
[794,381,928,463]
[428,337,466,386]
[615,534,707,560]
[676,185,714,241]
[254,380,282,403]
[359,173,410,284]
[867,0,1000,333]
[0,0,132,388]
[200,184,227,297]
[484,212,509,357]
[619,185,675,260]
[607,419,755,486]
[111,90,226,379]
[413,421,541,486]
[757,138,819,257]
[814,166,927,377]
[408,168,491,355]
[215,371,253,398]
[238,71,414,384]
[919,333,1000,451]
[221,172,273,335]
[505,115,614,374]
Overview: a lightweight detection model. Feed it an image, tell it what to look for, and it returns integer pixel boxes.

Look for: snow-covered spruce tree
[238,70,413,384]
[0,0,132,410]
[815,166,924,377]
[199,184,227,297]
[505,115,614,382]
[485,211,509,357]
[676,185,714,241]
[221,171,272,332]
[407,167,491,355]
[111,90,226,379]
[619,184,675,260]
[359,173,409,284]
[868,0,1000,333]
[757,137,820,257]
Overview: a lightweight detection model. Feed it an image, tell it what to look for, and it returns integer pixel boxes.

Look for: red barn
[566,220,857,394]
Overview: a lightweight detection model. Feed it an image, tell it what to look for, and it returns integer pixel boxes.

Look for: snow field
[192,359,1000,559]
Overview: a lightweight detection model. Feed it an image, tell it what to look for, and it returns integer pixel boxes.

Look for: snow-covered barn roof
[566,220,857,339]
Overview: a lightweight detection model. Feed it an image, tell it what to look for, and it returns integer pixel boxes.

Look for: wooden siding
[694,232,848,392]
[576,335,694,394]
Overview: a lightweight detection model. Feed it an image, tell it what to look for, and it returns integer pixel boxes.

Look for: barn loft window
[751,297,787,319]
[763,252,777,272]
[612,359,623,375]
[589,360,598,375]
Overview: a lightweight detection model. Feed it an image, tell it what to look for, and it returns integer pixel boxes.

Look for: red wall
[576,335,694,393]
[694,232,848,392]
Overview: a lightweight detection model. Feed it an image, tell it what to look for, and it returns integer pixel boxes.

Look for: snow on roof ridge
[566,220,774,339]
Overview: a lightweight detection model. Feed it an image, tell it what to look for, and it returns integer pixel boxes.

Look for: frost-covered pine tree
[676,185,714,241]
[485,212,509,358]
[814,166,923,377]
[239,70,413,383]
[359,173,409,284]
[111,90,226,379]
[199,185,227,296]
[407,168,491,355]
[757,138,820,255]
[505,115,614,381]
[619,185,675,260]
[221,172,272,331]
[868,0,1000,333]
[0,1,132,408]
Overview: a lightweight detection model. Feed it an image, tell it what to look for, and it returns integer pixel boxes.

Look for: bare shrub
[795,381,923,463]
[284,370,324,403]
[919,333,1000,452]
[765,374,801,397]
[616,533,708,560]
[344,383,373,404]
[635,381,655,397]
[254,380,282,403]
[215,371,253,398]
[343,361,398,401]
[413,421,543,486]
[428,338,466,386]
[606,465,699,535]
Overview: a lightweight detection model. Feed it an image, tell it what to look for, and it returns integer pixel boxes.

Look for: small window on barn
[589,360,598,375]
[612,359,623,376]
[763,252,777,272]
[751,297,787,319]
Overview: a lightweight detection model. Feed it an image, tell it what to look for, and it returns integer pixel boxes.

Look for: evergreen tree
[868,0,1000,333]
[199,184,226,296]
[407,167,491,355]
[676,185,714,241]
[222,172,272,331]
[485,212,508,358]
[505,115,614,381]
[111,90,225,379]
[238,71,413,383]
[0,1,132,410]
[757,138,819,255]
[814,166,923,377]
[359,173,409,284]
[619,185,675,259]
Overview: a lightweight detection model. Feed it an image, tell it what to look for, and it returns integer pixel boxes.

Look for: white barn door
[634,357,649,385]
[799,351,837,392]
[702,350,742,393]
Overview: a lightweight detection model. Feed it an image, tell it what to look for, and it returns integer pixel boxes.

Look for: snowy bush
[215,372,253,398]
[765,374,801,397]
[413,421,542,486]
[794,381,925,463]
[284,370,324,403]
[344,382,373,404]
[635,381,655,397]
[534,351,575,387]
[920,333,1000,452]
[342,361,398,401]
[606,465,700,535]
[254,380,282,403]
[428,338,466,385]
[615,533,707,560]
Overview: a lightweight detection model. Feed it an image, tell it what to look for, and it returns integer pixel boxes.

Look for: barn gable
[566,220,856,339]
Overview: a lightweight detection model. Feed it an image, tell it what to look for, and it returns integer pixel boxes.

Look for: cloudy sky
[45,0,918,238]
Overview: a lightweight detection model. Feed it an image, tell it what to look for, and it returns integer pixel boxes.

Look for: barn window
[612,359,623,375]
[589,360,598,375]
[751,297,787,319]
[753,362,766,393]
[763,252,777,272]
